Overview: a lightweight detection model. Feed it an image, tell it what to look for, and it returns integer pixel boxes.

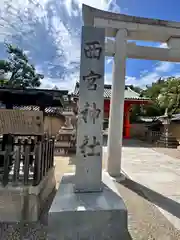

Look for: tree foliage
[0,43,44,88]
[130,76,180,121]
[128,85,142,94]
[158,77,180,116]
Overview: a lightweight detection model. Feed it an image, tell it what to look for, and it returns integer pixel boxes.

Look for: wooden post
[13,143,21,185]
[23,139,30,185]
[2,134,13,186]
[33,138,42,186]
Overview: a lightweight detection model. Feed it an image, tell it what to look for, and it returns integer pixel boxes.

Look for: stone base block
[157,135,179,148]
[48,171,128,240]
[0,167,56,222]
[0,189,56,240]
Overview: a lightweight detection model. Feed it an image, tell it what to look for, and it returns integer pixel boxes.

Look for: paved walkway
[104,140,180,230]
[116,177,180,239]
[52,142,180,239]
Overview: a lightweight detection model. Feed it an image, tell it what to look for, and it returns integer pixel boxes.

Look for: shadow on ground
[122,139,153,148]
[120,176,180,219]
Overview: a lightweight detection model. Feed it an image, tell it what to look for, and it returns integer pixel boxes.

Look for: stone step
[156,135,179,148]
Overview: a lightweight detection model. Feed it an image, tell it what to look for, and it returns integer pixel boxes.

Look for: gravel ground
[0,189,56,240]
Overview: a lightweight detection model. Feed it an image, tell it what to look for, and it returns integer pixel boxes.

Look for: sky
[0,0,180,91]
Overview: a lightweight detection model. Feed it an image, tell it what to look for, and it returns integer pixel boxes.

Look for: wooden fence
[0,134,55,187]
[144,130,162,143]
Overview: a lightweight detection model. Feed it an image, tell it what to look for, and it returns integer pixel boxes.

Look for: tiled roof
[139,114,180,122]
[170,114,180,121]
[0,87,67,107]
[103,85,149,100]
[74,83,149,100]
[0,104,64,117]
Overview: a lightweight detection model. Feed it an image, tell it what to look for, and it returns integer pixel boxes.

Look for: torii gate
[82,4,180,177]
[48,5,180,239]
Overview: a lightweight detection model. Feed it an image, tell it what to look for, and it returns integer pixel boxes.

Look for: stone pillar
[107,29,127,177]
[74,26,105,192]
[48,26,128,240]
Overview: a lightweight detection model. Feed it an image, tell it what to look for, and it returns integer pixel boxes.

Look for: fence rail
[144,130,162,143]
[0,134,55,187]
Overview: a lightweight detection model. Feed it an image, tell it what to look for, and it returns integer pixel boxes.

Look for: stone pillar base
[0,167,56,239]
[48,171,128,240]
[0,167,56,222]
[157,134,179,148]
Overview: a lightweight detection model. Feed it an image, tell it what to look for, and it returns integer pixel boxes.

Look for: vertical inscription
[84,41,102,60]
[75,26,105,193]
[79,102,101,124]
[79,136,100,157]
[83,71,102,90]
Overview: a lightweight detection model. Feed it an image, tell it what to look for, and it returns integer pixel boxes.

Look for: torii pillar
[107,29,127,177]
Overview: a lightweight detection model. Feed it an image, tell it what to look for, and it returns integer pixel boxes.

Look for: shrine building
[73,82,150,139]
[0,87,68,136]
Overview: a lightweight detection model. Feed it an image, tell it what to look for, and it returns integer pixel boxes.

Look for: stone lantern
[157,109,179,148]
[162,109,171,148]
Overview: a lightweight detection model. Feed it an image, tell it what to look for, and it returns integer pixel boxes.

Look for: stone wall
[169,122,180,141]
[0,167,56,222]
[130,122,180,142]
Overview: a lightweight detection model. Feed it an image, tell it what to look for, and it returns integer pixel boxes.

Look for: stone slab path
[104,140,180,231]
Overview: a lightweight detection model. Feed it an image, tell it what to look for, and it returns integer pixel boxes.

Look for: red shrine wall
[74,97,149,138]
[104,99,110,118]
[104,99,131,138]
[104,99,130,118]
[104,99,150,138]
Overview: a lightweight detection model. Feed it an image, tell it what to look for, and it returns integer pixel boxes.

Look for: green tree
[158,77,180,116]
[128,84,142,94]
[128,77,180,120]
[141,102,164,117]
[0,43,44,88]
[142,78,166,100]
[140,78,166,117]
[130,104,141,122]
[129,81,164,120]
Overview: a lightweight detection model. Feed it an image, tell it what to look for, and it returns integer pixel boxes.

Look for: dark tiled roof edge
[74,83,149,100]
